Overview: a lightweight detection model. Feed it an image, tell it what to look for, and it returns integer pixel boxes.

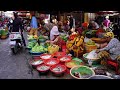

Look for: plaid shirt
[100,38,120,60]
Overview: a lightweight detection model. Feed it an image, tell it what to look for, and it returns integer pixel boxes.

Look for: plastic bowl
[40,54,53,60]
[30,59,44,69]
[50,64,67,77]
[44,58,60,66]
[32,56,41,59]
[37,64,50,75]
[58,55,72,62]
[65,60,82,69]
[83,53,101,65]
[29,50,45,56]
[39,38,46,42]
[28,39,37,42]
[54,52,66,58]
[26,46,32,50]
[70,66,95,79]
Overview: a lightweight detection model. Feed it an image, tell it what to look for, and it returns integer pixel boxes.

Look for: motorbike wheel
[11,48,17,54]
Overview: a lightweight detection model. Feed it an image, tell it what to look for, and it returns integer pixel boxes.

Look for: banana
[117,56,120,61]
[75,36,84,47]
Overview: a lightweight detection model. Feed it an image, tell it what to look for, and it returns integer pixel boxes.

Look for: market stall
[25,13,120,79]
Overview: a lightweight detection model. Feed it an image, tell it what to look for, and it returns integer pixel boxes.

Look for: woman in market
[66,28,84,57]
[46,20,66,51]
[96,32,120,63]
[81,22,89,36]
[92,21,99,30]
[103,16,110,30]
[96,25,106,38]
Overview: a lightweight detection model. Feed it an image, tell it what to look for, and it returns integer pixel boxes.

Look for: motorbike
[9,32,23,54]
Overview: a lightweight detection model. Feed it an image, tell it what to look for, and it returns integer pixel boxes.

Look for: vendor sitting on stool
[46,21,65,50]
[96,32,120,65]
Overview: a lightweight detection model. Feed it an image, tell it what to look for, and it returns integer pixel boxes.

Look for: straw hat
[104,32,114,38]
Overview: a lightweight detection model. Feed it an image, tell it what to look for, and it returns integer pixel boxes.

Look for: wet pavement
[0,31,73,79]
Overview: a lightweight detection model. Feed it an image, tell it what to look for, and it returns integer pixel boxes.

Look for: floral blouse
[100,38,120,60]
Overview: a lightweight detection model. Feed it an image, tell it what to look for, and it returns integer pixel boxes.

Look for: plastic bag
[48,44,59,54]
[86,50,98,59]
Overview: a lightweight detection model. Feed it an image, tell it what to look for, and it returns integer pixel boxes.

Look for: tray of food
[44,58,60,66]
[50,64,67,76]
[37,64,50,74]
[58,55,72,62]
[65,60,83,69]
[30,59,44,68]
[53,52,66,58]
[40,54,53,60]
[70,66,95,79]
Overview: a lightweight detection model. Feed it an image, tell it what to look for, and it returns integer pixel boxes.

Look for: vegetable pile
[60,35,68,42]
[27,42,36,48]
[31,43,48,53]
[0,30,8,36]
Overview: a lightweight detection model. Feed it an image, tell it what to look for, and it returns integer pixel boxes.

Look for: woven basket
[1,35,7,39]
[70,66,95,79]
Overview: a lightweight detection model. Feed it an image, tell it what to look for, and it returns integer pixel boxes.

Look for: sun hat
[51,26,60,35]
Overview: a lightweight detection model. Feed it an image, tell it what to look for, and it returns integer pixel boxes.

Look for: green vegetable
[27,35,34,40]
[60,35,68,42]
[39,35,44,39]
[72,58,83,63]
[72,67,93,76]
[27,42,36,48]
[31,43,48,53]
[0,30,8,36]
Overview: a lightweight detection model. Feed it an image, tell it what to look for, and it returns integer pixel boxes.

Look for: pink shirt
[104,19,110,28]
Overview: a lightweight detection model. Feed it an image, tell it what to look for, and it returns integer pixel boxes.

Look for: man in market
[29,13,38,37]
[96,32,120,63]
[69,15,74,29]
[11,12,26,47]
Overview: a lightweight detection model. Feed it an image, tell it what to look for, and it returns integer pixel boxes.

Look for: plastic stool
[107,59,119,74]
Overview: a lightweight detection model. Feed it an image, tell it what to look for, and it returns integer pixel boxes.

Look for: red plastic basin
[50,64,67,74]
[40,53,53,60]
[54,52,66,58]
[44,58,60,66]
[57,55,72,62]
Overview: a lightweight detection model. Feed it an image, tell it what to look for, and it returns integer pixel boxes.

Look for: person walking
[11,12,26,47]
